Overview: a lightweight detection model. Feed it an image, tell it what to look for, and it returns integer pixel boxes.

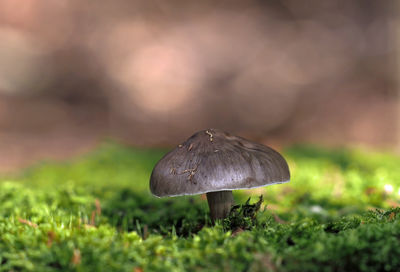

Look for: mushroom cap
[150,129,290,197]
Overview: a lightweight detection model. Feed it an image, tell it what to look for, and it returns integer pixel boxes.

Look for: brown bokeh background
[0,0,399,172]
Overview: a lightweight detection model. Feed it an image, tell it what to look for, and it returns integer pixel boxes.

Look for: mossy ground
[1,143,400,271]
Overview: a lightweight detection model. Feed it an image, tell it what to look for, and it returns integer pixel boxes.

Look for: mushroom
[149,129,290,221]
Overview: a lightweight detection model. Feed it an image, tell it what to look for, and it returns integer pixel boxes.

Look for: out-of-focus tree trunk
[392,2,400,152]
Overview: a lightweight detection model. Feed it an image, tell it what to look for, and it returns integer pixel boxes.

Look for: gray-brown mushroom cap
[150,129,290,197]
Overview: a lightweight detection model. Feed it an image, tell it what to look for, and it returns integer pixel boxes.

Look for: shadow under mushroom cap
[150,129,290,197]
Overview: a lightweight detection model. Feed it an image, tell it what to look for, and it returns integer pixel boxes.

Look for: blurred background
[0,0,399,172]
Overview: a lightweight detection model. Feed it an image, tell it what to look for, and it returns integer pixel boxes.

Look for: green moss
[222,196,264,232]
[1,143,400,271]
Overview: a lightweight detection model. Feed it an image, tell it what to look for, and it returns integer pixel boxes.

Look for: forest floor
[1,143,399,271]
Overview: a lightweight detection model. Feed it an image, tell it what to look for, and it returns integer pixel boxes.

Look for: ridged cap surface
[150,129,290,197]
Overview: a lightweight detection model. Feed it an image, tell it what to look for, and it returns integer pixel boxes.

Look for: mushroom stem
[206,191,234,221]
